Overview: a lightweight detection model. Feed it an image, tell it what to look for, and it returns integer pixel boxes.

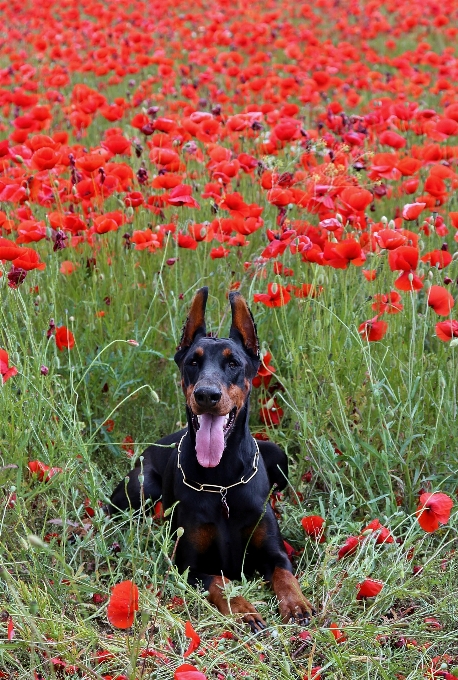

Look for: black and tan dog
[110,287,314,629]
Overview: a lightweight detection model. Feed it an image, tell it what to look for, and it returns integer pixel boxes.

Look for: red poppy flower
[379,130,406,149]
[28,460,62,482]
[219,192,251,217]
[31,147,59,171]
[124,191,144,208]
[0,238,25,261]
[421,250,453,269]
[361,518,394,544]
[340,187,373,212]
[337,536,360,559]
[427,285,454,316]
[252,352,276,388]
[76,154,106,173]
[267,187,294,207]
[416,492,453,532]
[401,202,426,220]
[356,578,384,599]
[253,283,291,307]
[394,271,424,292]
[259,398,284,426]
[209,246,229,259]
[374,229,406,251]
[166,184,200,209]
[183,620,200,657]
[436,320,458,342]
[60,261,79,275]
[301,515,326,543]
[174,664,207,680]
[131,228,161,252]
[107,580,139,629]
[424,175,446,198]
[397,157,422,176]
[176,233,198,250]
[92,216,118,235]
[11,248,46,272]
[329,622,347,643]
[55,326,75,351]
[388,246,419,272]
[372,291,403,315]
[102,135,131,156]
[16,220,47,244]
[334,239,363,263]
[0,349,18,384]
[358,316,388,342]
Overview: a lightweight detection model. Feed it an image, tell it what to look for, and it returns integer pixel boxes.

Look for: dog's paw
[279,595,315,626]
[230,595,266,632]
[271,567,315,626]
[208,576,266,632]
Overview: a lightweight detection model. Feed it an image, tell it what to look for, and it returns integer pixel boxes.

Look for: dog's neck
[183,399,255,484]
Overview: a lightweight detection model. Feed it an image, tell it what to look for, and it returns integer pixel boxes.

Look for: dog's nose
[194,386,222,408]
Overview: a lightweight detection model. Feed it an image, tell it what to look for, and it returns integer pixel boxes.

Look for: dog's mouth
[191,407,237,436]
[191,406,237,468]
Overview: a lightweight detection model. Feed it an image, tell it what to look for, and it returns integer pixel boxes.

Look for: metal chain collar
[176,430,260,498]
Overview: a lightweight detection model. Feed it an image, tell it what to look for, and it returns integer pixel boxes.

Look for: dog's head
[174,287,260,468]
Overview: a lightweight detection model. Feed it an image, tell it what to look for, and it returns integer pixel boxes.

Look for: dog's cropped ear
[229,292,260,374]
[174,287,208,365]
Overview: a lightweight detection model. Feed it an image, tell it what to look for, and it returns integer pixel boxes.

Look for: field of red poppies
[1,0,458,677]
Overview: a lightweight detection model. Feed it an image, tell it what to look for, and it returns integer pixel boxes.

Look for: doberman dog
[110,287,314,630]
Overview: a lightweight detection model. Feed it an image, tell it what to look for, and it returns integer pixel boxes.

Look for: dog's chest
[176,487,266,576]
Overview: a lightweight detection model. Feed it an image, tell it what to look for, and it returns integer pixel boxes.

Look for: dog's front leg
[253,511,316,625]
[189,570,266,632]
[270,565,315,625]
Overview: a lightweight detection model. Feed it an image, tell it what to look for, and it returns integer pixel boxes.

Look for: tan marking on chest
[250,522,267,548]
[188,523,216,552]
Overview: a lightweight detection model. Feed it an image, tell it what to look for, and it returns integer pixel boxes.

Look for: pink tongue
[195,414,226,467]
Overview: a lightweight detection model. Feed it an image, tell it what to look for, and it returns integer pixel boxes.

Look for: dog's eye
[228,360,238,369]
[190,360,198,366]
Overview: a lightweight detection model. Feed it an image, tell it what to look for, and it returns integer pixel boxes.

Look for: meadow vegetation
[1,0,458,677]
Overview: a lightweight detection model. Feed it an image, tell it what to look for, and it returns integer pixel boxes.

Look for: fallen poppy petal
[174,664,207,680]
[107,581,139,629]
[183,620,201,657]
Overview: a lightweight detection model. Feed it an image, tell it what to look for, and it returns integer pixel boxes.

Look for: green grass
[1,231,458,678]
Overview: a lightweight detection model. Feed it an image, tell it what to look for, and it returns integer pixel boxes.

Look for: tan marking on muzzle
[227,383,248,412]
[184,382,195,402]
[188,381,246,416]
